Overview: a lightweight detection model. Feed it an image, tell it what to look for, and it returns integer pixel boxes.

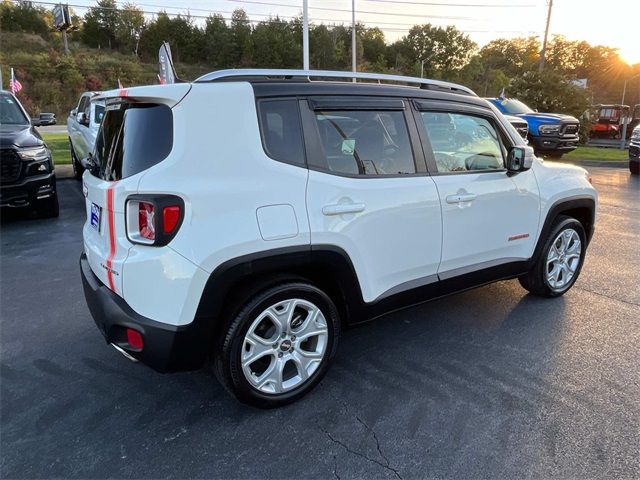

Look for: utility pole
[302,0,309,70]
[352,0,356,80]
[619,73,640,149]
[539,0,553,72]
[62,30,70,55]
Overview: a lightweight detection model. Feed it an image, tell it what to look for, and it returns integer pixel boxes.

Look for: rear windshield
[93,103,172,181]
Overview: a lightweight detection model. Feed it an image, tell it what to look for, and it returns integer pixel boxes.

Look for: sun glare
[619,47,640,66]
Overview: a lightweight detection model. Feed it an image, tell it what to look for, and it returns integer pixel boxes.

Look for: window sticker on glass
[341,139,356,154]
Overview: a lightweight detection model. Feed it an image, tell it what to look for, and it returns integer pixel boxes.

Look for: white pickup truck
[67,91,104,179]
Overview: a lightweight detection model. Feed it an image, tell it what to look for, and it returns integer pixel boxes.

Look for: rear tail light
[163,205,181,234]
[126,195,184,246]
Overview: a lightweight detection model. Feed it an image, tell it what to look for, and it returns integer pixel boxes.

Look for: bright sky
[64,0,640,64]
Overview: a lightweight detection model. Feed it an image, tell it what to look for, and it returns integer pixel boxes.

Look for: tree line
[2,0,639,118]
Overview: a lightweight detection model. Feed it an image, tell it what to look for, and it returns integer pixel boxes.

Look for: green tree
[115,3,145,55]
[403,24,476,78]
[229,9,253,67]
[252,18,301,68]
[509,70,591,118]
[477,37,540,77]
[82,0,119,49]
[204,14,231,68]
[0,1,50,37]
[361,27,386,66]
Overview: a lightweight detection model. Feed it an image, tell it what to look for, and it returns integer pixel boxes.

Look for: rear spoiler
[94,83,191,108]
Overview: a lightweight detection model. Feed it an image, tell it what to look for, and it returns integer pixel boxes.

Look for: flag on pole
[117,78,124,89]
[9,68,22,94]
[498,87,506,101]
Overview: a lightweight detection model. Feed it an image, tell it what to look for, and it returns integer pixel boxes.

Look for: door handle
[322,203,365,216]
[445,193,477,204]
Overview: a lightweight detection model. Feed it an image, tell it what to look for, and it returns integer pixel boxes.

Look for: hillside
[0,31,209,117]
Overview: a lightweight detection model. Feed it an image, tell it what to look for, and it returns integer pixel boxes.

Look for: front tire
[215,281,340,408]
[70,141,84,180]
[519,216,586,297]
[630,161,639,175]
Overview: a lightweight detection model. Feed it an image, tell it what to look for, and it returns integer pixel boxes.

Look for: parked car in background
[629,124,640,175]
[80,70,597,407]
[487,97,579,158]
[0,90,58,217]
[32,112,56,126]
[67,91,104,179]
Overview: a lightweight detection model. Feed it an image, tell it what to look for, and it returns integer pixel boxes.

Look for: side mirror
[81,152,98,174]
[70,108,77,117]
[507,146,534,173]
[77,112,89,126]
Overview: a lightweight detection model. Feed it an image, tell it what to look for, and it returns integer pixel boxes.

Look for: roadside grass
[42,133,71,165]
[561,146,628,162]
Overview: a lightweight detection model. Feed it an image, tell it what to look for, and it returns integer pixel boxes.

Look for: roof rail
[194,69,477,96]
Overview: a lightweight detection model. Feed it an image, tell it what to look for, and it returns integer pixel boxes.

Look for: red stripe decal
[105,182,118,292]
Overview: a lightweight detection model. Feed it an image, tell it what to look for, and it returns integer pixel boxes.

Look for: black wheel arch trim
[530,195,596,266]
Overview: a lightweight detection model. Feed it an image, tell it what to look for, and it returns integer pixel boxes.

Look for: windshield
[0,93,30,126]
[498,99,534,115]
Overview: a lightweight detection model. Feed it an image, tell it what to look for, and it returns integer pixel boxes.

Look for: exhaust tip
[111,343,139,362]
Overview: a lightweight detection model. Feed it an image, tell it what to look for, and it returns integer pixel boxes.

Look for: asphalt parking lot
[1,167,638,479]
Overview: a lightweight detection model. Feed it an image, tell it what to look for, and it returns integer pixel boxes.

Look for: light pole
[303,0,309,70]
[620,73,640,149]
[351,0,356,81]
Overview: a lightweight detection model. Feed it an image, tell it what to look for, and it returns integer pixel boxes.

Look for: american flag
[9,68,22,94]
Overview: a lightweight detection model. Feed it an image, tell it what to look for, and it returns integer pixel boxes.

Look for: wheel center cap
[280,339,292,351]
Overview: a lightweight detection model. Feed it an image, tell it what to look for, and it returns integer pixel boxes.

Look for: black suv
[0,90,58,217]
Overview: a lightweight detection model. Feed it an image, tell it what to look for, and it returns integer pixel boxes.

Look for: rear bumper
[80,253,210,372]
[530,135,579,153]
[0,172,56,208]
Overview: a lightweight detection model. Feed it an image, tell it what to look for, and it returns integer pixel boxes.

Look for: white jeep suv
[80,70,597,407]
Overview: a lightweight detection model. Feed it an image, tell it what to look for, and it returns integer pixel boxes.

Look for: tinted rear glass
[258,99,305,166]
[93,103,172,181]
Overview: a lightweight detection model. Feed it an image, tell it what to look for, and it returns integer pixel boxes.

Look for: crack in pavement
[320,426,402,480]
[574,285,640,308]
[332,454,340,480]
[318,395,403,479]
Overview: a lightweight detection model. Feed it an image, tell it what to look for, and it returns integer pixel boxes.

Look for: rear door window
[93,103,173,181]
[311,110,415,176]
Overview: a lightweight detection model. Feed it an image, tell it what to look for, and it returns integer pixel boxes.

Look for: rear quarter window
[257,99,306,167]
[93,103,173,181]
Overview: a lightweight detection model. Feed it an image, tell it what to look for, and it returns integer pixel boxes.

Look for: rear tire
[545,152,563,159]
[519,216,586,297]
[36,193,59,218]
[215,281,340,408]
[630,161,639,175]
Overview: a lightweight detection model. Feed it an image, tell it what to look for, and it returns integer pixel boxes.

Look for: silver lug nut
[278,352,283,358]
[291,336,296,341]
